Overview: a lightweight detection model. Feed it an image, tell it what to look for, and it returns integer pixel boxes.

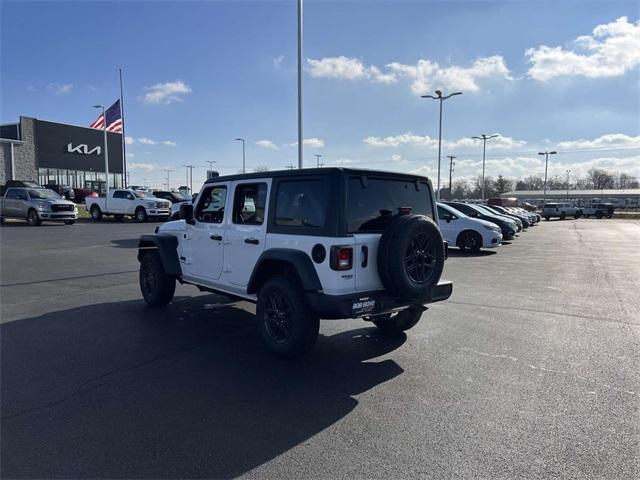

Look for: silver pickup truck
[0,187,77,226]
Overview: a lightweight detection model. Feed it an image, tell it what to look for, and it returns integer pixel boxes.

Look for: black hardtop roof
[204,167,431,184]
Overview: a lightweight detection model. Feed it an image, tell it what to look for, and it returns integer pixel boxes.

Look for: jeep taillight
[330,246,353,271]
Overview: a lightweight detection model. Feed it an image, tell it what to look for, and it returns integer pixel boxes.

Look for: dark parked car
[485,204,531,227]
[444,202,518,240]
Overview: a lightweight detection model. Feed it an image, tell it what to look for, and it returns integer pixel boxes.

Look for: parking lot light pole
[421,90,462,200]
[538,151,557,205]
[472,134,498,202]
[93,105,109,194]
[566,169,571,201]
[314,154,323,168]
[235,138,246,173]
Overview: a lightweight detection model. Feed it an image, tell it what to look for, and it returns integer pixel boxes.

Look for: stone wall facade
[0,117,38,184]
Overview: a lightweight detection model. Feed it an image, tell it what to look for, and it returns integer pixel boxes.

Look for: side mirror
[180,203,195,225]
[127,194,134,200]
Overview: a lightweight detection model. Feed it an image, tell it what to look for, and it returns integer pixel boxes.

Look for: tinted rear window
[545,204,557,208]
[347,177,433,233]
[275,180,327,228]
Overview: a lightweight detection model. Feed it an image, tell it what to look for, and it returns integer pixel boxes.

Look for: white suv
[138,168,452,357]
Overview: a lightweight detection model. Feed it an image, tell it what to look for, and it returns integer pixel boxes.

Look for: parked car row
[437,201,541,253]
[541,202,615,220]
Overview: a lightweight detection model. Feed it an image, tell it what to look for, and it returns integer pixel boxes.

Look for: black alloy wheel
[263,291,293,344]
[405,232,437,284]
[458,231,481,253]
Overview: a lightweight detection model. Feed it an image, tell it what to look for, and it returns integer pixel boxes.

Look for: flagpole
[119,67,127,187]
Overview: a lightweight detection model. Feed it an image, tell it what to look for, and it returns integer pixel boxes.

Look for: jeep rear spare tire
[377,214,445,301]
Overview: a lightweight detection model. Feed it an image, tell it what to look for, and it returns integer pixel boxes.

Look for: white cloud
[126,153,135,158]
[556,133,640,150]
[290,138,325,148]
[387,55,511,94]
[363,133,525,150]
[125,136,135,145]
[138,137,157,145]
[162,140,177,147]
[273,55,285,68]
[47,82,73,94]
[335,158,360,164]
[526,17,640,81]
[391,154,403,162]
[127,162,161,172]
[364,133,438,148]
[307,56,397,84]
[141,80,192,104]
[256,139,279,149]
[303,138,325,148]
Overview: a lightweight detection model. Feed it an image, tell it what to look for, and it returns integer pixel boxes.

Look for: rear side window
[347,177,433,233]
[545,203,557,208]
[233,183,267,225]
[275,180,327,228]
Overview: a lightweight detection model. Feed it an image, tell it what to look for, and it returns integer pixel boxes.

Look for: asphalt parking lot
[1,218,639,479]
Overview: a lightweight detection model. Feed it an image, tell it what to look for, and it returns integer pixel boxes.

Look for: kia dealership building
[0,116,124,191]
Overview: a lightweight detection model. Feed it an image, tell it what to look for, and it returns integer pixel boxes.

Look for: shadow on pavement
[447,249,498,258]
[1,294,405,478]
[110,238,141,248]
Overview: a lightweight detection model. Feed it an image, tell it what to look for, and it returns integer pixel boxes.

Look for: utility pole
[235,138,246,173]
[447,155,456,200]
[538,151,557,205]
[421,90,463,200]
[164,168,172,190]
[472,134,499,202]
[566,169,571,201]
[205,160,216,171]
[314,154,323,168]
[297,0,303,169]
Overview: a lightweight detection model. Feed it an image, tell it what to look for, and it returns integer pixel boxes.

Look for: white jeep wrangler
[137,168,452,357]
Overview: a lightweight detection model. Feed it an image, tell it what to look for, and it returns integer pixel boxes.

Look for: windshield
[27,189,61,200]
[134,191,154,198]
[439,203,467,218]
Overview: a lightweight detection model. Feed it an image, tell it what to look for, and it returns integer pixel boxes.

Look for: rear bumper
[306,280,453,319]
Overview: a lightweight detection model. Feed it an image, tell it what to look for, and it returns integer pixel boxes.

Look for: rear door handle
[210,234,223,241]
[244,238,259,245]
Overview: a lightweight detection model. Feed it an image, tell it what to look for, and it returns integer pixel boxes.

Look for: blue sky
[2,0,639,189]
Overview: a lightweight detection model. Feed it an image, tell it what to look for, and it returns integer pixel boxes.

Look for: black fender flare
[247,249,322,295]
[137,234,181,276]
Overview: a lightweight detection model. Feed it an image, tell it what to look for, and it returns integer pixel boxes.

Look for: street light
[92,104,109,193]
[421,90,462,200]
[472,134,499,202]
[235,138,246,173]
[314,154,323,168]
[538,151,557,205]
[566,169,571,201]
[205,160,217,170]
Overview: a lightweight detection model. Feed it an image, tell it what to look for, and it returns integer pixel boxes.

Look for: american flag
[89,100,123,133]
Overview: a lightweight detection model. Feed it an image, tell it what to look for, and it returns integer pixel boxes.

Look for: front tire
[27,209,41,226]
[257,276,319,358]
[544,216,550,221]
[560,212,566,220]
[139,251,176,307]
[372,306,424,335]
[135,207,148,223]
[456,230,482,253]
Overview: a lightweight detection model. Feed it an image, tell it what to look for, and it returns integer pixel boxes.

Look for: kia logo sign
[67,143,101,155]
